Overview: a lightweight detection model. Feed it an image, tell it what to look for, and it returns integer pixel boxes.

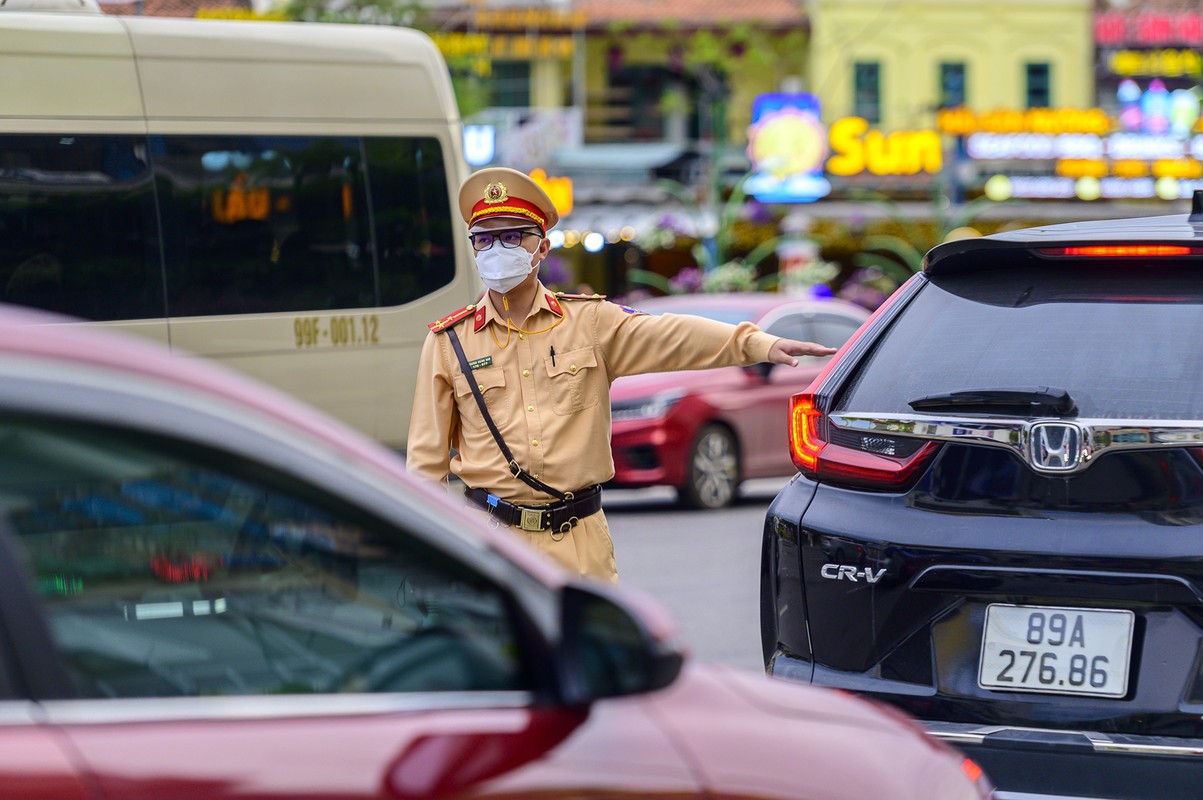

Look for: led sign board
[1095,11,1203,46]
[937,108,1111,135]
[529,168,573,217]
[429,32,575,68]
[985,174,1203,201]
[473,8,587,30]
[827,117,942,176]
[745,93,831,203]
[464,125,496,166]
[1108,49,1203,78]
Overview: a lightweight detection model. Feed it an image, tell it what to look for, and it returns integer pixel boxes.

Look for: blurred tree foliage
[279,0,490,117]
[281,0,420,26]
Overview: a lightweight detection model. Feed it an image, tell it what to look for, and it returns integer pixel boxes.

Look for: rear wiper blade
[908,386,1077,416]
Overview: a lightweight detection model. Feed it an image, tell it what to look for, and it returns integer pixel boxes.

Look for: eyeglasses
[469,228,541,252]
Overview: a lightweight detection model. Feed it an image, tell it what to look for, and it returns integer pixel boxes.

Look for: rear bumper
[769,649,1203,800]
[928,722,1203,800]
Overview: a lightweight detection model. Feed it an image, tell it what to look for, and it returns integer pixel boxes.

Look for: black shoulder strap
[445,327,566,501]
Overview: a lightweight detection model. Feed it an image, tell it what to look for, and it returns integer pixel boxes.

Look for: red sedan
[610,293,870,508]
[0,303,987,800]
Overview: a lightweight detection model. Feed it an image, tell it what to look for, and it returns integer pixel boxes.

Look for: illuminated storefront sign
[473,8,587,30]
[1109,48,1203,78]
[963,132,1203,161]
[827,117,942,176]
[744,93,831,203]
[1095,12,1203,46]
[428,6,582,68]
[429,32,575,70]
[529,167,573,217]
[464,125,496,166]
[984,174,1203,202]
[937,107,1111,135]
[944,97,1203,200]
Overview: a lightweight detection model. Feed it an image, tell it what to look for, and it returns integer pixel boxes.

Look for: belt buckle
[519,507,545,532]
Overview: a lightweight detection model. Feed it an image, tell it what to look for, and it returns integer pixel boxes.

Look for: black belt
[465,485,602,534]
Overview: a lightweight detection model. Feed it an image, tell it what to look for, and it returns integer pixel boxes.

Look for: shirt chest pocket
[453,366,509,426]
[544,346,600,416]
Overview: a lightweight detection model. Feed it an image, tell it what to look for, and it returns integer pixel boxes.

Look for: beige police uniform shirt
[407,281,779,580]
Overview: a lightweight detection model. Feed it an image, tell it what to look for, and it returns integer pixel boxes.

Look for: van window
[0,134,457,321]
[156,135,376,316]
[0,135,163,321]
[363,137,459,308]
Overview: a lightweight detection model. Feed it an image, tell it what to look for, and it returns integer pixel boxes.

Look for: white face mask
[475,242,538,294]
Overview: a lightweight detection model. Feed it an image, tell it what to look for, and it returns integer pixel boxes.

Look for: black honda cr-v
[762,197,1203,800]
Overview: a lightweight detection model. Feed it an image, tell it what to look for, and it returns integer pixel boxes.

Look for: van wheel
[680,425,740,509]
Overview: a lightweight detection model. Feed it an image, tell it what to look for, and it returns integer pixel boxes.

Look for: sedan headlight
[611,390,685,422]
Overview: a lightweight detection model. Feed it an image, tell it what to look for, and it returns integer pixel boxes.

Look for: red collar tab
[546,293,564,317]
[428,304,476,334]
[473,304,488,332]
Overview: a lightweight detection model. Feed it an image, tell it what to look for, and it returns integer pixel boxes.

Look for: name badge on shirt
[468,356,493,370]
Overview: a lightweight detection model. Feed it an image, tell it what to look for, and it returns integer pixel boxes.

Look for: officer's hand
[768,338,839,367]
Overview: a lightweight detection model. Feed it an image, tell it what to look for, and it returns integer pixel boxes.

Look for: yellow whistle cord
[490,295,565,349]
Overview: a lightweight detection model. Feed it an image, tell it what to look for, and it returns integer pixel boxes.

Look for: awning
[551,142,687,171]
[550,143,691,189]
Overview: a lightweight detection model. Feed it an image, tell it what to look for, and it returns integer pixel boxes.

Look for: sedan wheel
[681,425,739,509]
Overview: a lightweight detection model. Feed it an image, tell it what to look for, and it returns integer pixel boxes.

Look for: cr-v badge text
[820,564,886,583]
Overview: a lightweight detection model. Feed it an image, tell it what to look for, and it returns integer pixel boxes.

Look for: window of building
[854,62,882,123]
[490,61,531,108]
[939,62,967,108]
[1025,62,1052,108]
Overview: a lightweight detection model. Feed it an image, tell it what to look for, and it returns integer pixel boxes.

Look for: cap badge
[484,181,509,204]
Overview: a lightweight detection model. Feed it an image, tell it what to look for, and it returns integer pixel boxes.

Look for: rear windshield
[838,263,1203,419]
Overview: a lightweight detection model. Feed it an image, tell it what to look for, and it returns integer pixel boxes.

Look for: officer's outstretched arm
[767,338,839,367]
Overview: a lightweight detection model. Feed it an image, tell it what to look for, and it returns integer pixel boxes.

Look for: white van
[0,9,478,449]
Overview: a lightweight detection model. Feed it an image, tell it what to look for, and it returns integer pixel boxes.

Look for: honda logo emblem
[1029,422,1084,472]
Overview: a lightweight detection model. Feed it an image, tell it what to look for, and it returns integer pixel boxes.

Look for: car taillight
[789,392,939,489]
[1037,245,1203,257]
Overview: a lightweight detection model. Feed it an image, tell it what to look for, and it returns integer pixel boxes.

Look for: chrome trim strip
[37,691,534,725]
[994,792,1105,800]
[925,723,1203,758]
[0,701,43,725]
[829,412,1203,474]
[1085,732,1203,757]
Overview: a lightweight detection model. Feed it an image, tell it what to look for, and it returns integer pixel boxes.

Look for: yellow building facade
[810,0,1094,129]
[581,28,810,145]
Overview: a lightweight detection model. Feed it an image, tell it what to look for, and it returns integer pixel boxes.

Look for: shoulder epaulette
[428,303,476,333]
[554,292,607,301]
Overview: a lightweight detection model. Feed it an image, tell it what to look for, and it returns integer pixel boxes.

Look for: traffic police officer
[407,166,837,583]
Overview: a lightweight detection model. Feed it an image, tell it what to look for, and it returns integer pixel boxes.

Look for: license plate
[978,604,1134,698]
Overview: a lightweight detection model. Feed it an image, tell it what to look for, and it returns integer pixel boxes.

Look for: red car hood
[648,664,986,800]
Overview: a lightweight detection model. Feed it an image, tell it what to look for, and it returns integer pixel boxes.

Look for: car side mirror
[555,583,685,705]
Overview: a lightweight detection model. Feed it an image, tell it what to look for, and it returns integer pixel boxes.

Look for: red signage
[1096,11,1203,47]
